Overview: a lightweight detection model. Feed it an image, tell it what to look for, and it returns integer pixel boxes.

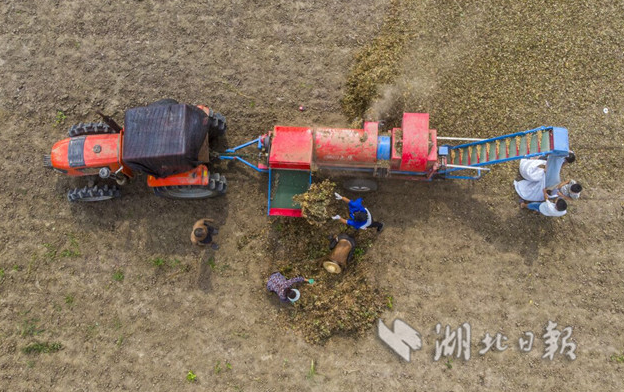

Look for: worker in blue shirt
[332,193,384,232]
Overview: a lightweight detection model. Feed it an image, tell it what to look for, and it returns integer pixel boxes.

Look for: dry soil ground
[1,1,624,391]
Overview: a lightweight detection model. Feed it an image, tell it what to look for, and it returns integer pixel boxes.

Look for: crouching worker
[267,272,311,304]
[520,189,567,217]
[323,234,356,274]
[332,193,384,232]
[191,219,219,249]
[548,179,583,201]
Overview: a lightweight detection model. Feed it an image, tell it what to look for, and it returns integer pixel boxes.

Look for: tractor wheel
[67,184,121,202]
[343,178,378,193]
[148,98,179,107]
[68,122,115,138]
[208,112,227,139]
[152,173,226,199]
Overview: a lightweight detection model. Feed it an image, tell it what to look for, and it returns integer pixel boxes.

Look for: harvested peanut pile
[267,218,385,344]
[293,180,339,226]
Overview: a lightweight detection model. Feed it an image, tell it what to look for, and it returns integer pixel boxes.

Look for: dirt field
[1,0,624,391]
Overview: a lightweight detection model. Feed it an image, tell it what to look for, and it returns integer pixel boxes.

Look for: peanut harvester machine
[221,112,570,217]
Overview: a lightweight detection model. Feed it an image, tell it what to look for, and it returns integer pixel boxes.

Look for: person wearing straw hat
[190,218,219,249]
[266,272,312,304]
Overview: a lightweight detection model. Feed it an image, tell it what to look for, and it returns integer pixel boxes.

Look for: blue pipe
[392,170,428,176]
[225,137,261,153]
[316,165,375,173]
[219,155,269,173]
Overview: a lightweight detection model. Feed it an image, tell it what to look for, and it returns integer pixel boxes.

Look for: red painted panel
[83,134,122,169]
[147,165,209,187]
[50,138,71,170]
[50,134,124,177]
[269,208,303,217]
[313,123,378,167]
[400,113,430,172]
[269,126,313,170]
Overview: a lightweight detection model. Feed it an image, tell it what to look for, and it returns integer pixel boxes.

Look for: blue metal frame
[266,169,312,216]
[443,126,570,179]
[392,170,429,176]
[267,169,272,215]
[443,151,550,173]
[219,155,269,173]
[316,165,375,173]
[225,137,262,153]
[450,126,550,150]
[551,127,570,156]
[443,169,485,180]
[219,137,269,173]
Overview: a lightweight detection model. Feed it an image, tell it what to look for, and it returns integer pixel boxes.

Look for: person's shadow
[368,179,555,266]
[197,249,215,292]
[436,183,556,266]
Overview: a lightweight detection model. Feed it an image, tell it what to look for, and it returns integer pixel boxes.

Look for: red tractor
[44,99,227,201]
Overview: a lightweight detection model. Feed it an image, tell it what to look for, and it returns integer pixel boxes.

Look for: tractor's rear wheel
[68,122,116,138]
[208,112,227,139]
[67,184,121,202]
[343,178,378,193]
[152,173,226,199]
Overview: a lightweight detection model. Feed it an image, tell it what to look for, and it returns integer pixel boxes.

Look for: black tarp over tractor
[122,104,211,178]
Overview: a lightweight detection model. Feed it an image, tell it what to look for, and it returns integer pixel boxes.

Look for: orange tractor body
[49,133,130,178]
[44,100,227,201]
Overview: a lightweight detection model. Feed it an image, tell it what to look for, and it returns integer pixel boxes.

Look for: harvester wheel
[68,122,115,138]
[67,184,121,202]
[152,173,226,199]
[148,98,179,107]
[343,178,378,193]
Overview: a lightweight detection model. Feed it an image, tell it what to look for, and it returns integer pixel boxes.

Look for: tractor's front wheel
[68,122,116,138]
[67,184,121,202]
[152,174,226,199]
